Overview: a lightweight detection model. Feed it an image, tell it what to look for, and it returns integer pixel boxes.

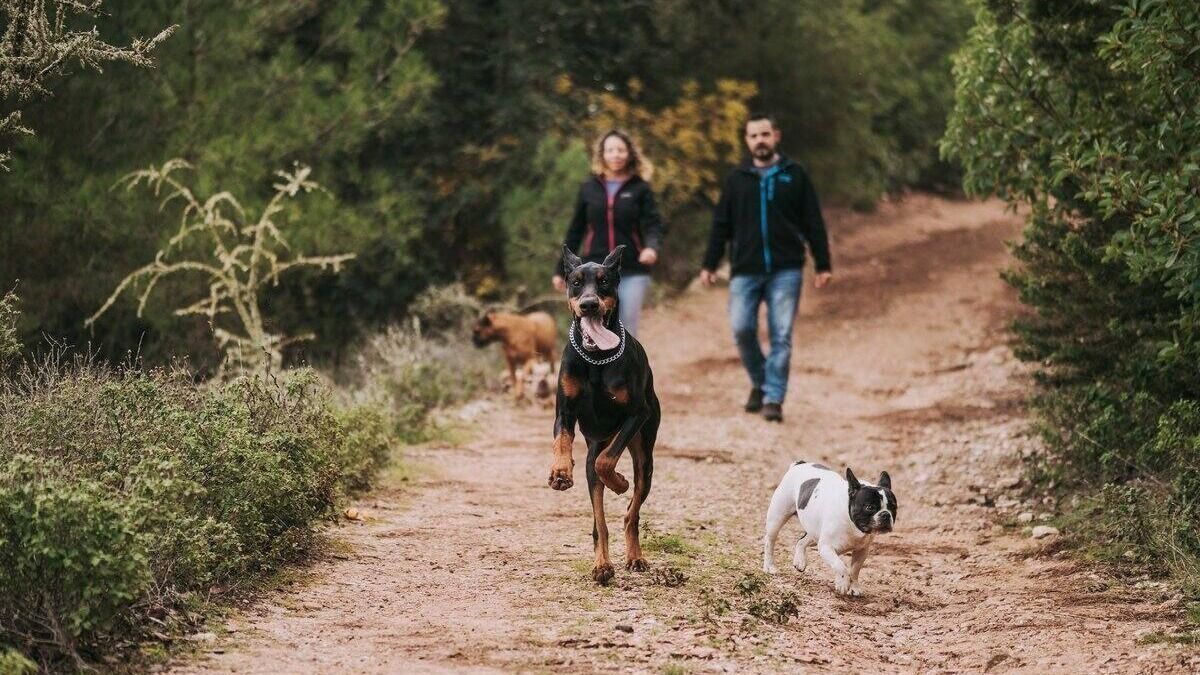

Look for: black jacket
[558,175,666,276]
[702,156,831,276]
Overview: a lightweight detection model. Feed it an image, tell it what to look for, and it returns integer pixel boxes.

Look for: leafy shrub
[340,284,496,443]
[0,291,17,365]
[0,358,393,667]
[334,404,396,494]
[0,456,149,665]
[944,0,1200,580]
[0,649,36,675]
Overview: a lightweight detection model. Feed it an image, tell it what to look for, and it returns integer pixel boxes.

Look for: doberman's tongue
[580,316,620,351]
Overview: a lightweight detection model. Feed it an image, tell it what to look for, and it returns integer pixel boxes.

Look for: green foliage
[499,136,591,294]
[0,0,174,168]
[0,360,393,667]
[944,0,1200,578]
[341,284,494,443]
[88,160,355,377]
[0,648,35,675]
[0,290,17,364]
[2,0,972,363]
[0,456,149,665]
[652,0,973,205]
[334,404,396,494]
[0,0,444,368]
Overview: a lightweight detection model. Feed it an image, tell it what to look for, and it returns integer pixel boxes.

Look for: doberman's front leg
[593,412,646,495]
[548,373,582,490]
[586,440,614,584]
[624,431,652,571]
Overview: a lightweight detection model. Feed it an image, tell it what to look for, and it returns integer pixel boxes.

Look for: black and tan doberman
[548,244,661,585]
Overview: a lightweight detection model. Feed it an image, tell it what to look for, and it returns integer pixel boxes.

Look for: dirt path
[173,195,1197,674]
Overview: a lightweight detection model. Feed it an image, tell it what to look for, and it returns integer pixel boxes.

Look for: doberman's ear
[878,471,892,490]
[562,245,583,274]
[603,244,626,273]
[845,467,861,494]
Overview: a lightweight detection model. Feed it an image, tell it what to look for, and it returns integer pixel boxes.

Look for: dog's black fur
[548,245,661,585]
[847,468,897,534]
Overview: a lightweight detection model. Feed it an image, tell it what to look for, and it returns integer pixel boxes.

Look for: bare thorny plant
[0,1,175,168]
[86,160,355,378]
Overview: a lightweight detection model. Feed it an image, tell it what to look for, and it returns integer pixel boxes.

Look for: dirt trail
[173,195,1197,674]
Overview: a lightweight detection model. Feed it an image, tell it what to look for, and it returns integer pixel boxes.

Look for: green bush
[0,456,149,663]
[341,284,496,443]
[0,359,394,667]
[0,291,17,365]
[944,0,1200,581]
[0,649,36,675]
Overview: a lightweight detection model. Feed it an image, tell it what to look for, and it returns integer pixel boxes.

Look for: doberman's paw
[547,466,574,491]
[626,557,648,573]
[592,563,615,585]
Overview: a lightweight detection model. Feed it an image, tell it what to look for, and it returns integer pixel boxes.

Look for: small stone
[187,632,217,643]
[1017,512,1034,524]
[615,624,634,633]
[1031,525,1059,539]
[1157,594,1183,611]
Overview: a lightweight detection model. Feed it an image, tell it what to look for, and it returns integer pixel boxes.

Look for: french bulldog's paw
[763,562,780,575]
[848,582,863,597]
[791,556,807,572]
[592,562,615,585]
[834,574,852,595]
[626,557,648,573]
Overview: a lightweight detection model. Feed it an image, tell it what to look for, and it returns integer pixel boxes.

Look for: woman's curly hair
[590,129,654,181]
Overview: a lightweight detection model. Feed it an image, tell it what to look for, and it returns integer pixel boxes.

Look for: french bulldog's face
[847,469,897,534]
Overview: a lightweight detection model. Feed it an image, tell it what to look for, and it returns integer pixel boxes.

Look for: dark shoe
[762,402,783,423]
[744,388,764,413]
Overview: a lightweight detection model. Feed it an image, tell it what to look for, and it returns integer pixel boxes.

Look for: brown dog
[472,310,557,399]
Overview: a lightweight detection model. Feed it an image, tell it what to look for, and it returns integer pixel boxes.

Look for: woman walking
[553,129,665,337]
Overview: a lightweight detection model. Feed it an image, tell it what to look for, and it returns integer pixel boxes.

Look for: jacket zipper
[598,176,632,255]
[759,166,780,274]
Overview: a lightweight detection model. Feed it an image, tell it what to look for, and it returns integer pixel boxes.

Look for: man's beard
[752,144,775,160]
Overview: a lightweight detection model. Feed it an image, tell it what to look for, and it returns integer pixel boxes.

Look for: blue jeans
[728,270,803,404]
[618,274,651,337]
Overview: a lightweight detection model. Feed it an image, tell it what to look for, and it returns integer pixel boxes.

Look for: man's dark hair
[744,113,778,134]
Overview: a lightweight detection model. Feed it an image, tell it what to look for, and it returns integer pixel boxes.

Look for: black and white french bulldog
[762,461,897,596]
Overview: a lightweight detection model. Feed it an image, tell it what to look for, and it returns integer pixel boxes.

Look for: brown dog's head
[471,311,500,347]
[561,245,623,320]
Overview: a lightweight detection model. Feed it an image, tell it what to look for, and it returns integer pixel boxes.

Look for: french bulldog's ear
[845,467,861,493]
[878,471,891,489]
[562,245,583,274]
[602,244,626,273]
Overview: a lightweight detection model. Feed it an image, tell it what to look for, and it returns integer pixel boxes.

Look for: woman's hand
[552,275,566,292]
[638,247,658,265]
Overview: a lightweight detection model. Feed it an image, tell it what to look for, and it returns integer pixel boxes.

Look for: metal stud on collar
[569,320,627,365]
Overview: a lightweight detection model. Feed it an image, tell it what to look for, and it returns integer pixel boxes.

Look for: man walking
[699,114,832,422]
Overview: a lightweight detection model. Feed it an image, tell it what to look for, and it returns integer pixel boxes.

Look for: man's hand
[814,271,833,289]
[638,247,658,265]
[552,275,566,292]
[699,269,718,287]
